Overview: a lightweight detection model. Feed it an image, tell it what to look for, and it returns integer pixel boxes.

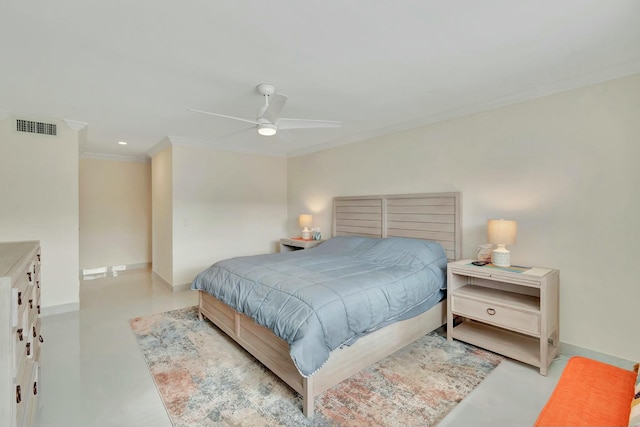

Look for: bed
[192,192,461,417]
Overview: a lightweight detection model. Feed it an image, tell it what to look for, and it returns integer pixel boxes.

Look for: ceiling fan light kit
[189,83,341,137]
[257,123,277,136]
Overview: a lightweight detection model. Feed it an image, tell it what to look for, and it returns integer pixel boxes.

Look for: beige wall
[150,143,288,288]
[287,73,640,362]
[0,115,79,311]
[79,157,151,270]
[170,144,288,286]
[151,143,174,285]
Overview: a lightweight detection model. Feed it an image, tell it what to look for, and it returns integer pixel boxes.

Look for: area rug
[130,306,502,427]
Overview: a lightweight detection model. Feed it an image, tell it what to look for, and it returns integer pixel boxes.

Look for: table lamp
[487,219,517,267]
[299,214,313,240]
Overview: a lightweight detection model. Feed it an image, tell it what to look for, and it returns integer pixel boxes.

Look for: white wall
[79,157,151,270]
[171,144,288,286]
[151,143,288,288]
[287,73,640,362]
[151,143,173,285]
[0,115,79,310]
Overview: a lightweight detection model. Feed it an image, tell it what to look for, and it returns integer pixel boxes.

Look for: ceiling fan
[189,84,341,136]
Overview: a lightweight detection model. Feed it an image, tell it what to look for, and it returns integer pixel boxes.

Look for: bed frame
[198,192,461,417]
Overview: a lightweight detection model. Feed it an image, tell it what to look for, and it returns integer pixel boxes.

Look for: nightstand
[279,238,324,252]
[446,260,559,375]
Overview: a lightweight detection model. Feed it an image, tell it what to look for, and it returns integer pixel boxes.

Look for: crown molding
[80,152,150,163]
[146,138,172,157]
[63,119,88,131]
[288,63,640,158]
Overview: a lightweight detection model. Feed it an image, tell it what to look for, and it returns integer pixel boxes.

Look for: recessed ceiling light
[118,141,127,145]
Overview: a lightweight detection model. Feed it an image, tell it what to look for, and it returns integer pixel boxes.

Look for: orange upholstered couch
[535,356,638,427]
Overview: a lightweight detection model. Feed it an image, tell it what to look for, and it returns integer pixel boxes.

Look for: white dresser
[0,241,42,427]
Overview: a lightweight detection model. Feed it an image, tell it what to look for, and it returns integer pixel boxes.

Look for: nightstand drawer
[451,295,540,336]
[279,238,323,252]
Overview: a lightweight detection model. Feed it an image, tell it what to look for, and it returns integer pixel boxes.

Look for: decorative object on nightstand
[476,243,493,262]
[447,260,559,375]
[299,214,313,240]
[487,219,517,267]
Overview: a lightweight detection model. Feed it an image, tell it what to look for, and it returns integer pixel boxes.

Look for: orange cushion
[535,356,636,427]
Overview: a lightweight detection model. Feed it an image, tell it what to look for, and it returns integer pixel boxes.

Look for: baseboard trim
[152,270,172,290]
[41,302,80,317]
[173,282,192,293]
[151,270,192,293]
[559,341,636,370]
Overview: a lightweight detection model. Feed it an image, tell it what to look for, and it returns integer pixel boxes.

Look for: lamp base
[301,229,312,240]
[491,246,511,267]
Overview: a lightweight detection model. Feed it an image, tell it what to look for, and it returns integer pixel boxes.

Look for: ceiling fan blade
[188,109,259,125]
[261,93,288,123]
[277,118,342,130]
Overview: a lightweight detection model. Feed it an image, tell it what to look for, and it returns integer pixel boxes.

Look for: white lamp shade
[487,219,517,245]
[299,214,313,229]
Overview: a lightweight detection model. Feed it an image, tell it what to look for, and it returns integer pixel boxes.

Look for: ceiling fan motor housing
[257,84,275,96]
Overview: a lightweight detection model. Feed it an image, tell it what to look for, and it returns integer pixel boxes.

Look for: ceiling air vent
[16,119,57,136]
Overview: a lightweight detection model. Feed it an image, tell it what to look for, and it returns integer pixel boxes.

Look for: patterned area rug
[130,306,502,427]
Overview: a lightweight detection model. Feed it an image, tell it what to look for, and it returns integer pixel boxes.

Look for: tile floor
[34,269,565,427]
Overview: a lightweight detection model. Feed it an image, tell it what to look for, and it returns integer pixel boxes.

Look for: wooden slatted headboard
[333,192,461,261]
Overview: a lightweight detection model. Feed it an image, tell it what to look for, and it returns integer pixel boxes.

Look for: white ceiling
[2,1,639,160]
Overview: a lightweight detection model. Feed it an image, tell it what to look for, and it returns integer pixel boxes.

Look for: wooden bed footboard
[198,290,446,417]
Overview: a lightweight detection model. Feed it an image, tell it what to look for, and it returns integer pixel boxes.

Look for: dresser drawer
[28,289,39,329]
[14,322,28,377]
[15,357,33,427]
[451,294,540,336]
[32,318,43,361]
[12,278,30,328]
[20,363,39,427]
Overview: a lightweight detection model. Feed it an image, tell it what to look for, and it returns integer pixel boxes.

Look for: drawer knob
[17,328,23,341]
[33,326,37,338]
[18,291,22,305]
[39,334,44,343]
[16,385,21,404]
[26,342,31,356]
[27,272,32,281]
[486,308,496,316]
[33,381,38,396]
[29,299,33,309]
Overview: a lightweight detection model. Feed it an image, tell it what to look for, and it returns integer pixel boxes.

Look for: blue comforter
[191,236,447,377]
